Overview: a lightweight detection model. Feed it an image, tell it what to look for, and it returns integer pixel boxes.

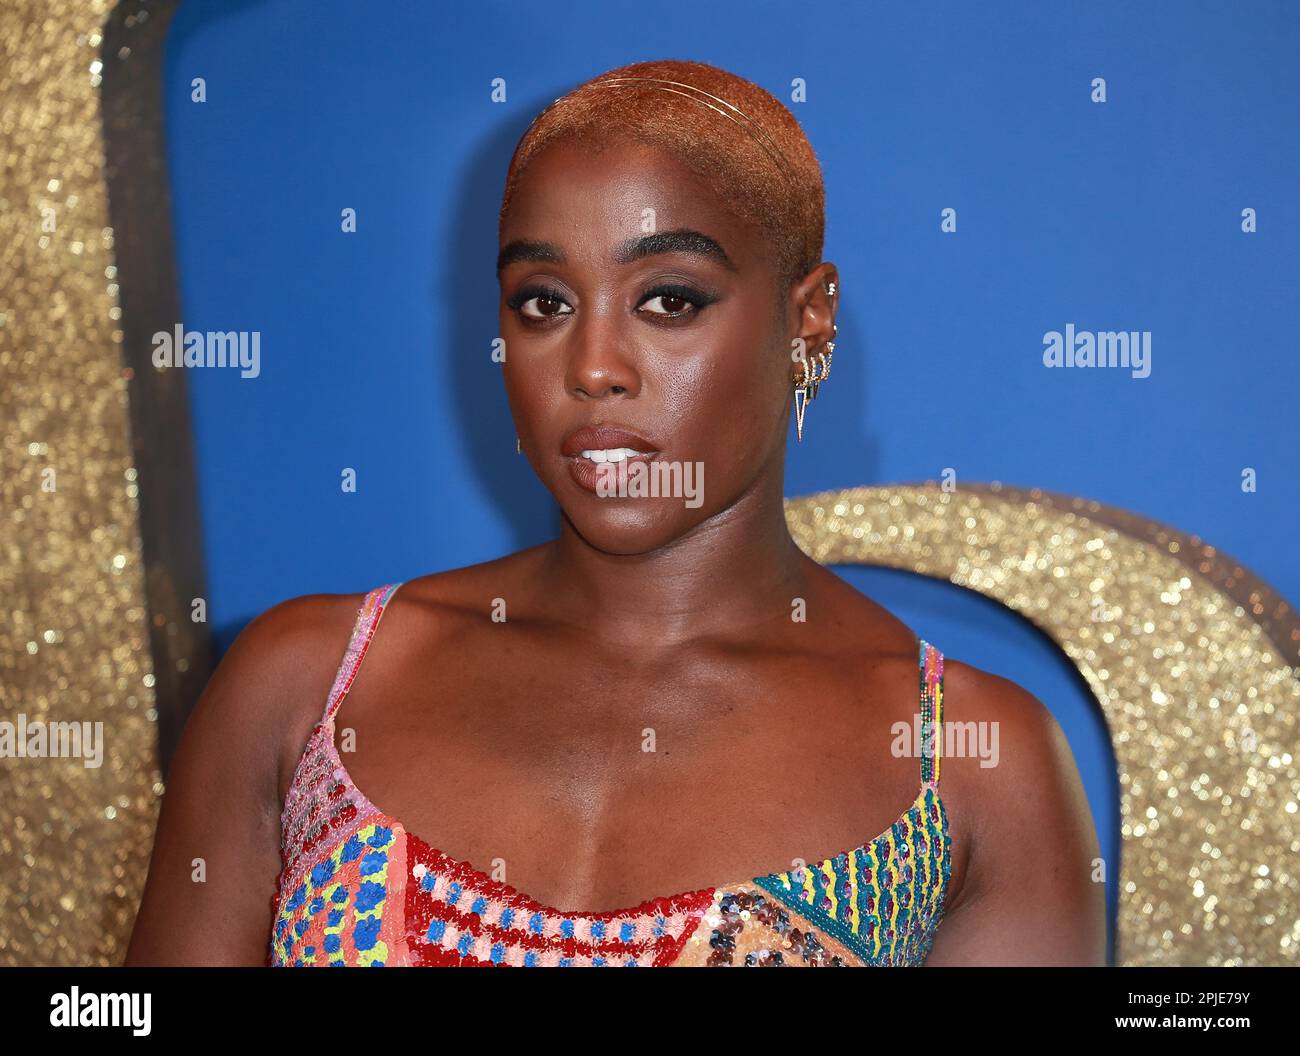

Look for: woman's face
[498,137,816,555]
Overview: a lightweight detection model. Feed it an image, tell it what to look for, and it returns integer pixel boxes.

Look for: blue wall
[163,0,1300,962]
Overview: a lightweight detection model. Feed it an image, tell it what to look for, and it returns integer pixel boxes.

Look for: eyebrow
[496,227,737,276]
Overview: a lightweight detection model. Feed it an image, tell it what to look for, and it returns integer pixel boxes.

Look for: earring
[794,360,811,442]
[813,324,836,399]
[516,436,521,454]
[793,327,836,443]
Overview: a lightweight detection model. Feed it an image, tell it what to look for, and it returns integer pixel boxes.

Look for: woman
[126,58,1106,967]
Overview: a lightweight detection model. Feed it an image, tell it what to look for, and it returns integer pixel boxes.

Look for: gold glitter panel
[0,0,161,966]
[785,485,1300,966]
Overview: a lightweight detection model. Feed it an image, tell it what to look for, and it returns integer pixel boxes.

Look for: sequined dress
[269,582,952,966]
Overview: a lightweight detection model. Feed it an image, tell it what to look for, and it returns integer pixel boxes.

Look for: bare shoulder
[932,657,1093,868]
[222,590,364,700]
[935,660,1076,801]
[124,587,368,965]
[938,657,1089,847]
[198,589,369,805]
[924,653,1107,965]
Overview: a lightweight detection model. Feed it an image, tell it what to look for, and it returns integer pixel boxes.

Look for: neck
[534,469,813,650]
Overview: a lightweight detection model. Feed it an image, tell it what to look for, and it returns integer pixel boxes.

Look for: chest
[311,629,927,914]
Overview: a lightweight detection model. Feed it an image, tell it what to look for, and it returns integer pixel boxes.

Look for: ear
[787,263,839,383]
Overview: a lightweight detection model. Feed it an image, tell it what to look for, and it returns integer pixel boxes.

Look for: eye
[508,284,574,321]
[637,283,716,319]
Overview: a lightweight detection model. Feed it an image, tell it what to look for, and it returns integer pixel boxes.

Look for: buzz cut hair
[499,58,827,296]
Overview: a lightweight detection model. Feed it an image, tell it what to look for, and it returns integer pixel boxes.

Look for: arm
[924,663,1108,966]
[123,593,355,966]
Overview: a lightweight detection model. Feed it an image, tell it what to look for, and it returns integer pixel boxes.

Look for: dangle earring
[793,317,837,442]
[793,357,812,442]
[516,436,521,454]
[794,280,838,441]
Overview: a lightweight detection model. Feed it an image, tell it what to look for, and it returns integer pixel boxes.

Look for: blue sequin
[359,849,388,877]
[353,915,381,952]
[355,880,386,913]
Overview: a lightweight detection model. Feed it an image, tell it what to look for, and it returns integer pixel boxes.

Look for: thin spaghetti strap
[918,638,944,787]
[319,582,404,727]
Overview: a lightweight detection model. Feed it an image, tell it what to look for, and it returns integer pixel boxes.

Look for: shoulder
[935,655,1084,832]
[933,651,1100,903]
[188,589,370,808]
[225,590,368,684]
[922,648,1107,963]
[937,656,1079,803]
[220,590,368,715]
[126,589,372,964]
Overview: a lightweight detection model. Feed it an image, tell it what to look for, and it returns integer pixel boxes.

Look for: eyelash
[507,283,717,323]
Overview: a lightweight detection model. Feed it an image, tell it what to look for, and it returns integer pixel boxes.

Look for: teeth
[579,447,644,463]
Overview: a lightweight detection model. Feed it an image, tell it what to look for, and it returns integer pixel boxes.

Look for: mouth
[560,424,662,495]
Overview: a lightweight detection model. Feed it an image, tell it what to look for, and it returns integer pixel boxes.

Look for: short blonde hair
[499,58,826,291]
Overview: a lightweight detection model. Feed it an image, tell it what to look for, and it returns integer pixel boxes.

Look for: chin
[560,501,700,556]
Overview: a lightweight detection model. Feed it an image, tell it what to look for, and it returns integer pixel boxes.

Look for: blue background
[163,0,1300,963]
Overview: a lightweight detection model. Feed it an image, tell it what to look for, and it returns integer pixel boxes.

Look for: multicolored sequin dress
[269,582,952,967]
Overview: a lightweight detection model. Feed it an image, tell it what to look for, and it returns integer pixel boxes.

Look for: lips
[560,425,660,458]
[560,424,662,496]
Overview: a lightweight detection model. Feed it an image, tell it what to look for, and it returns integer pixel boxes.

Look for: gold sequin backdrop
[1,1,1296,968]
[1,0,210,966]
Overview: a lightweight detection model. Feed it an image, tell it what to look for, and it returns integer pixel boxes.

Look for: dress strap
[918,638,944,787]
[319,582,404,727]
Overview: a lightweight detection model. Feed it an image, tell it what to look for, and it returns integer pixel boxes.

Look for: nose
[565,312,641,400]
